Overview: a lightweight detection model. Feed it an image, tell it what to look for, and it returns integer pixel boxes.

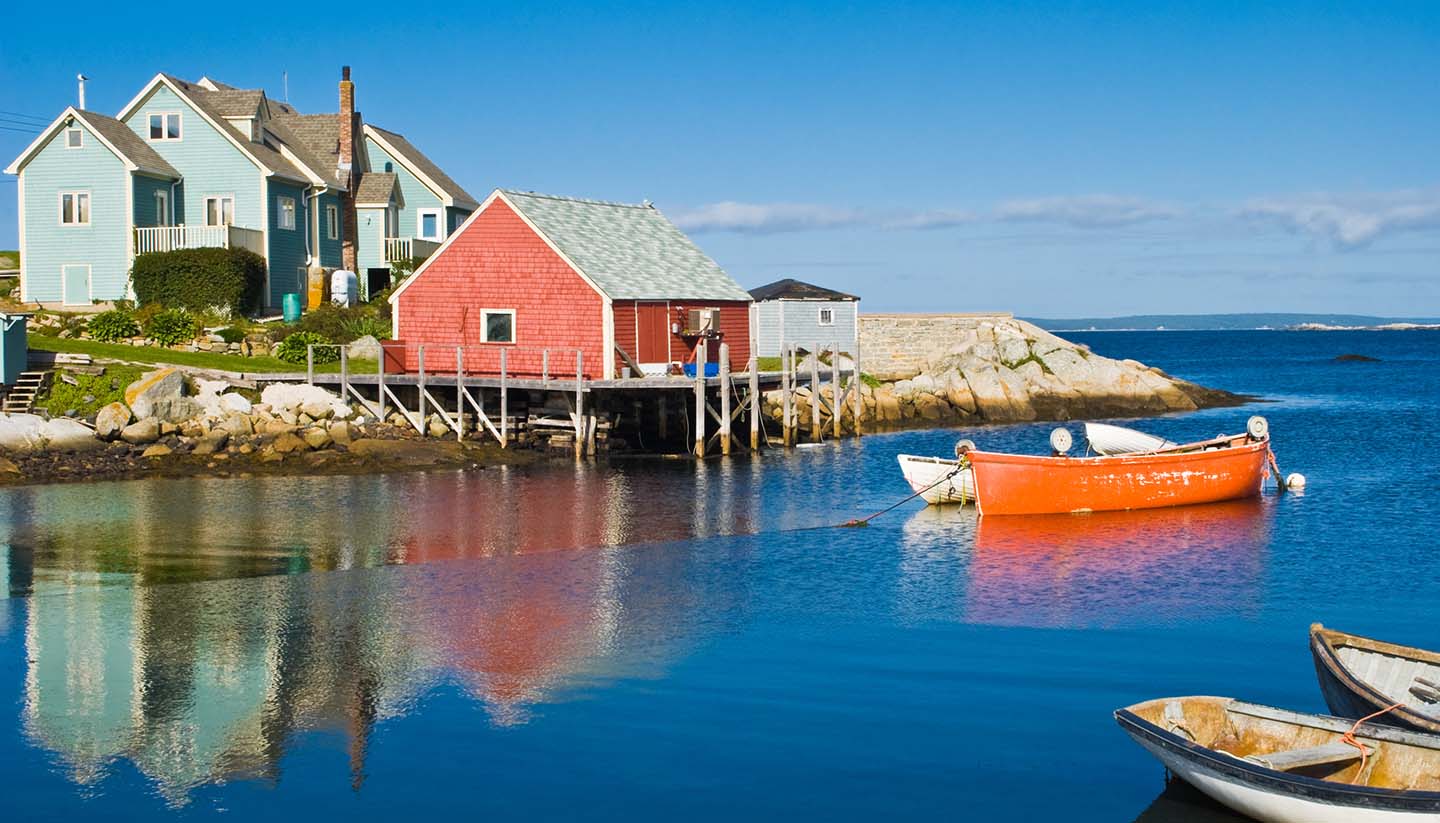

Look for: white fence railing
[385,236,442,263]
[134,225,264,256]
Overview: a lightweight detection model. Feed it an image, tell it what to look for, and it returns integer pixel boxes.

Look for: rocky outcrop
[767,316,1245,431]
[124,368,201,422]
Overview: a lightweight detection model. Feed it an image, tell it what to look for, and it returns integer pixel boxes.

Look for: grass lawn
[29,335,377,375]
[0,249,17,269]
[38,363,149,417]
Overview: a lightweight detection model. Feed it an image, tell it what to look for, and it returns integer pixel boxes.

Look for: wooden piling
[575,351,585,460]
[831,343,841,439]
[658,393,668,440]
[852,345,863,436]
[306,346,315,384]
[693,342,707,457]
[780,344,792,447]
[720,342,732,455]
[417,345,427,435]
[339,347,349,402]
[499,347,508,447]
[810,341,821,443]
[377,341,387,420]
[455,348,465,441]
[749,356,760,451]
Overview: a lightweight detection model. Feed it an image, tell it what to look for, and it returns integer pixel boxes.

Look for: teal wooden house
[5,68,477,311]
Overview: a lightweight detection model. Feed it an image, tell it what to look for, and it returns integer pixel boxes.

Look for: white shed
[748,278,860,358]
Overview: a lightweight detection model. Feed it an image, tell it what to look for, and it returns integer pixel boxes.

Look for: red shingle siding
[394,199,606,377]
[669,300,752,371]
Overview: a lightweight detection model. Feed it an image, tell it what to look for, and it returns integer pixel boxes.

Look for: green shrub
[275,331,338,364]
[130,247,266,314]
[88,309,140,342]
[216,327,247,344]
[292,303,389,344]
[341,314,390,341]
[145,309,200,346]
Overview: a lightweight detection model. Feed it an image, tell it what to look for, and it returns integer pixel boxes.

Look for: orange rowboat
[966,431,1272,516]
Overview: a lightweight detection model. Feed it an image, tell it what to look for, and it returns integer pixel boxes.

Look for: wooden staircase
[2,371,50,414]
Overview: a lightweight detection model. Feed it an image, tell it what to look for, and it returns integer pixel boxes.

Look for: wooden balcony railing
[134,225,265,256]
[385,236,442,263]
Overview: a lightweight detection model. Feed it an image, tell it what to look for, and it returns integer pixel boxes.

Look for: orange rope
[1340,702,1404,784]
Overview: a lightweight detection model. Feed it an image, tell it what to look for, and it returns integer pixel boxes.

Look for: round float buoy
[1050,427,1073,455]
[1286,472,1307,490]
[1247,416,1269,440]
[954,439,976,458]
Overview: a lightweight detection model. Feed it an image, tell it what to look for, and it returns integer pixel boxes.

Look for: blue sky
[2,1,1437,316]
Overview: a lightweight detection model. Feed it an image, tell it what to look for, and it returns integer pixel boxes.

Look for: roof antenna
[77,74,89,110]
[283,71,289,103]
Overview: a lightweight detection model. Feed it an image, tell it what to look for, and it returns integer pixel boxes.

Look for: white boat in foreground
[1116,695,1440,823]
[897,454,976,505]
[1084,422,1176,455]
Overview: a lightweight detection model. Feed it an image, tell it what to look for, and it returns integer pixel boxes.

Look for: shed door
[636,302,671,362]
[61,265,91,306]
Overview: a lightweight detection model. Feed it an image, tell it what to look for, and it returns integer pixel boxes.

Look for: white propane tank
[330,270,358,307]
[1050,427,1073,455]
[1286,472,1307,490]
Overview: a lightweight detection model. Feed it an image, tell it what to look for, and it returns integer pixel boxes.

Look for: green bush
[88,309,140,342]
[130,247,266,315]
[341,314,390,341]
[291,303,390,344]
[216,327,247,344]
[275,331,338,364]
[145,309,200,346]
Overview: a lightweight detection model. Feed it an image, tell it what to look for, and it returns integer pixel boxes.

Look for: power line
[0,116,48,128]
[0,124,42,134]
[0,110,51,124]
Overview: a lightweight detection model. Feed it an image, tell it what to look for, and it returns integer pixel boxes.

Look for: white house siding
[755,300,859,356]
[19,121,130,303]
[754,301,784,357]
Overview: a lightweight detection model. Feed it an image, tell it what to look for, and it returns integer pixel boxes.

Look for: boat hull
[968,437,1269,516]
[1310,625,1440,735]
[896,454,976,505]
[1116,700,1440,822]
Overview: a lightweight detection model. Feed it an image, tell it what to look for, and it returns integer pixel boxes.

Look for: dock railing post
[377,341,387,421]
[852,345,863,436]
[340,346,349,403]
[543,349,549,384]
[810,341,821,443]
[575,350,585,460]
[500,348,508,447]
[832,342,841,439]
[720,342,731,456]
[456,346,465,442]
[781,343,792,447]
[749,356,760,452]
[306,346,314,384]
[417,345,427,435]
[693,342,707,458]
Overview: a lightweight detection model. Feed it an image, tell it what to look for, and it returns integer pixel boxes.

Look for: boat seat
[1246,742,1371,772]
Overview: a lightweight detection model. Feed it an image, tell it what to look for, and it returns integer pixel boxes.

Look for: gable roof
[502,190,752,302]
[354,172,398,206]
[749,278,859,302]
[269,113,352,188]
[364,124,477,209]
[5,107,179,178]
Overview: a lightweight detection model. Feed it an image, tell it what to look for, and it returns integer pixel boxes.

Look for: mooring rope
[1340,702,1404,785]
[839,459,968,528]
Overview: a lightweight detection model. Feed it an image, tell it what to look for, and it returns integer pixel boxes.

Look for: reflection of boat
[1084,422,1175,455]
[1131,778,1251,823]
[967,499,1268,628]
[1116,696,1440,822]
[896,454,975,504]
[968,429,1272,516]
[1311,624,1440,735]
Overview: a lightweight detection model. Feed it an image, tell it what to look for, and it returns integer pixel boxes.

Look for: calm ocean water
[0,330,1435,821]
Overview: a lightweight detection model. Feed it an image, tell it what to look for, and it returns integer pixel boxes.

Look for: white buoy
[1286,472,1306,490]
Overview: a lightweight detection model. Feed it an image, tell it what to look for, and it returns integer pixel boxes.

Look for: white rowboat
[1084,422,1176,455]
[897,454,976,505]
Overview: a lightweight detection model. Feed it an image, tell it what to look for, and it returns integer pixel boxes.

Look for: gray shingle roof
[749,278,859,302]
[268,113,351,188]
[76,111,179,178]
[355,172,398,205]
[160,75,309,183]
[368,125,476,207]
[501,190,752,302]
[198,89,263,118]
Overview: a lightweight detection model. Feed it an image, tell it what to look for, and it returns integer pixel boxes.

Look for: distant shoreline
[1042,325,1440,333]
[1021,313,1440,332]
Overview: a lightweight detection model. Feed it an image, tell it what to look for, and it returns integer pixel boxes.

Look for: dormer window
[148,112,181,141]
[65,128,83,149]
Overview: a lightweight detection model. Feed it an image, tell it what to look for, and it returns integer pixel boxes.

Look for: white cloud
[668,201,979,234]
[995,195,1183,228]
[1239,191,1440,249]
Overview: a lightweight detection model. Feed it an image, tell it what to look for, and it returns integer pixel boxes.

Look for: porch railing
[134,225,265,256]
[385,236,442,263]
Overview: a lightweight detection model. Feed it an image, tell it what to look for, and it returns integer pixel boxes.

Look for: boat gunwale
[1115,698,1440,811]
[966,434,1267,468]
[1310,624,1440,733]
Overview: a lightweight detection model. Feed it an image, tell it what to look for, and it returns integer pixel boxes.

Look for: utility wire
[0,124,42,134]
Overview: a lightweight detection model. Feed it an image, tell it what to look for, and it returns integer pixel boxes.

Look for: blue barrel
[282,293,302,323]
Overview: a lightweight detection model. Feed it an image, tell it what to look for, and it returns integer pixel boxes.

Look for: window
[204,195,235,226]
[326,205,339,240]
[154,190,170,226]
[818,307,835,326]
[59,191,90,226]
[277,196,296,230]
[148,112,182,141]
[65,128,83,149]
[481,309,515,343]
[417,208,441,240]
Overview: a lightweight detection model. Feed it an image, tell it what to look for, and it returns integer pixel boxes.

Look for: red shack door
[636,302,672,363]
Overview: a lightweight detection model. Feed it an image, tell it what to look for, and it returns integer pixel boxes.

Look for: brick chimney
[338,66,358,271]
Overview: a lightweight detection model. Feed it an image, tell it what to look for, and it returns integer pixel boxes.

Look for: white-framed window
[204,195,235,226]
[59,191,91,226]
[148,112,182,141]
[818,307,835,326]
[154,190,170,226]
[417,208,442,241]
[325,205,339,240]
[65,128,83,149]
[480,309,515,343]
[277,196,296,230]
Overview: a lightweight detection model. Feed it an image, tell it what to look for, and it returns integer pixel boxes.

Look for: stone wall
[859,312,1014,380]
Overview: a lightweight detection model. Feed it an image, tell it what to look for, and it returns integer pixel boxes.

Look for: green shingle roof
[501,190,752,302]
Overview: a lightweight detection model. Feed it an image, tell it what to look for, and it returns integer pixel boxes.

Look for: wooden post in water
[831,343,841,439]
[852,345,863,437]
[499,347,508,447]
[575,351,585,460]
[693,342,707,457]
[810,342,821,443]
[749,356,760,452]
[417,345,427,436]
[455,347,465,441]
[377,340,387,420]
[719,342,732,455]
[340,347,349,402]
[658,393,668,440]
[780,344,791,447]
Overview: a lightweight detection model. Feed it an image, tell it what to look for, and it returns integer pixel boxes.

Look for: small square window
[65,128,83,149]
[481,310,515,343]
[205,195,234,226]
[418,209,441,240]
[277,196,296,230]
[818,307,835,326]
[148,112,181,141]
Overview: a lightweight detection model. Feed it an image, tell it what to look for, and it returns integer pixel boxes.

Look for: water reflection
[964,500,1272,628]
[1131,778,1250,822]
